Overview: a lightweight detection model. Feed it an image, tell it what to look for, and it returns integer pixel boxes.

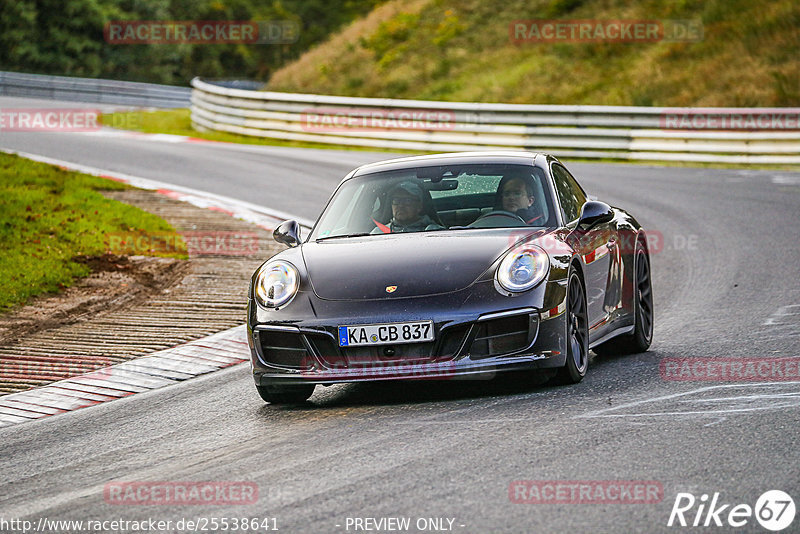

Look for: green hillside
[266,0,800,106]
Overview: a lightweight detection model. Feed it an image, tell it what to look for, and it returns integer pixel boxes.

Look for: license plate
[338,320,434,347]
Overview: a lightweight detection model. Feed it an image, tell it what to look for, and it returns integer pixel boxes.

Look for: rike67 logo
[668,490,795,531]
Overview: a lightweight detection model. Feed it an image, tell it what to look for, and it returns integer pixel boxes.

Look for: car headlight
[496,245,549,293]
[254,261,299,308]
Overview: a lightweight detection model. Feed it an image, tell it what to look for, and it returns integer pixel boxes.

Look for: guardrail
[191,77,800,164]
[0,71,191,108]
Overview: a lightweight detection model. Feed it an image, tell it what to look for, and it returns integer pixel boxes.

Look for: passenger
[497,174,543,224]
[372,181,444,233]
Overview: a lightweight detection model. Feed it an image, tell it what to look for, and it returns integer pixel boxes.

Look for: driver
[496,174,543,224]
[372,181,444,233]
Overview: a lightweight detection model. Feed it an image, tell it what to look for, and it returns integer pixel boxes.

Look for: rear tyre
[593,241,653,356]
[551,270,589,385]
[256,383,315,404]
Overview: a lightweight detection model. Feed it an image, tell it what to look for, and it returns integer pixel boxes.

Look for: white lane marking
[79,129,191,143]
[703,417,727,427]
[764,304,800,325]
[577,382,800,420]
[757,304,800,340]
[771,175,800,185]
[582,404,800,418]
[680,392,800,402]
[0,148,315,230]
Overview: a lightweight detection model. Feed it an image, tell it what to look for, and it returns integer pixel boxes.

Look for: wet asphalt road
[1,96,799,533]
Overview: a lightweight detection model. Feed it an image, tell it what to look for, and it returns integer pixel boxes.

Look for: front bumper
[248,280,568,385]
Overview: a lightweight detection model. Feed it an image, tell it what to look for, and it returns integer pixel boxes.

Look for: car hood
[302,229,548,300]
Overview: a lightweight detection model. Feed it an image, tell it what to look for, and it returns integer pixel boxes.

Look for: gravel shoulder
[0,188,282,395]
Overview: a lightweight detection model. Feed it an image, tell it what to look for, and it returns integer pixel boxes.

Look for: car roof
[350,151,547,177]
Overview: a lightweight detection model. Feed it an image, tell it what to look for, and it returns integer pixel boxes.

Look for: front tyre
[552,270,589,385]
[256,383,315,404]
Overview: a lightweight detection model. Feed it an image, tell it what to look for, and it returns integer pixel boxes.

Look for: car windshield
[311,163,556,240]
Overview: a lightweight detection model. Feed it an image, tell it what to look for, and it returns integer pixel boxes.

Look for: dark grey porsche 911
[247,151,653,403]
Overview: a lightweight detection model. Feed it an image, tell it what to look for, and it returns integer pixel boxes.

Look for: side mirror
[273,220,301,247]
[578,201,614,228]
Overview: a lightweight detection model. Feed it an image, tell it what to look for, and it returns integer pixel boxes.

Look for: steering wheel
[470,210,527,228]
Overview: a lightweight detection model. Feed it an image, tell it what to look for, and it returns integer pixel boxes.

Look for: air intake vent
[257,329,312,369]
[469,314,531,359]
[438,324,471,359]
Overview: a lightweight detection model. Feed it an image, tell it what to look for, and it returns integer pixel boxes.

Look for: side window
[551,164,587,223]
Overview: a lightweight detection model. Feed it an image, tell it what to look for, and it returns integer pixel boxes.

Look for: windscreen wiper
[315,232,374,242]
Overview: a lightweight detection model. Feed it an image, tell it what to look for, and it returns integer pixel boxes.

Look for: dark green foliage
[0,0,383,84]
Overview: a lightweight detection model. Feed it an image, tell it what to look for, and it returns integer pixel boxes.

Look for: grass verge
[0,153,187,312]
